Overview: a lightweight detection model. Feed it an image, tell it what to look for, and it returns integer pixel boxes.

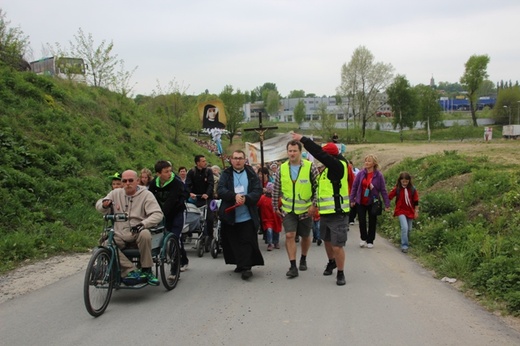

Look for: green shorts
[282,212,312,237]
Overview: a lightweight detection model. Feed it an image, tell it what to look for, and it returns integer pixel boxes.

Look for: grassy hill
[0,66,221,272]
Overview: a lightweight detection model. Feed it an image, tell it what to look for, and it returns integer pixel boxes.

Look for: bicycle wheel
[160,235,181,290]
[84,247,114,317]
[197,237,205,257]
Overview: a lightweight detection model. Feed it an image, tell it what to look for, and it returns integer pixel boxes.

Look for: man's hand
[292,133,303,142]
[202,194,209,200]
[235,194,245,206]
[102,199,112,208]
[131,223,144,234]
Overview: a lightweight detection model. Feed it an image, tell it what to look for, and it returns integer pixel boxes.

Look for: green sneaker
[122,271,142,286]
[142,270,159,286]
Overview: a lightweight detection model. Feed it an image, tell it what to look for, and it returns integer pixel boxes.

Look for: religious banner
[245,133,293,164]
[198,101,227,130]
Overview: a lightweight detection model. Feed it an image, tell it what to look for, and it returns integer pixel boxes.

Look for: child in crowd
[312,207,322,246]
[388,171,419,253]
[257,182,282,251]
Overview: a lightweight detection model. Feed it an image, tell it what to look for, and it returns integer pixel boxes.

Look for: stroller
[208,199,222,259]
[181,203,207,257]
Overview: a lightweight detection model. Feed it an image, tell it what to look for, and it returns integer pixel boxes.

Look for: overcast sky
[3,0,519,97]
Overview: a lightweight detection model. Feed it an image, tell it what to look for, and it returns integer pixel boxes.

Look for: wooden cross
[243,112,278,186]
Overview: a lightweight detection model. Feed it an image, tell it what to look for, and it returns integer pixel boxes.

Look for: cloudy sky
[3,0,519,97]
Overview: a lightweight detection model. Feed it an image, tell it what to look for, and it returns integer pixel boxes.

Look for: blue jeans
[312,220,320,240]
[398,214,413,249]
[265,228,279,245]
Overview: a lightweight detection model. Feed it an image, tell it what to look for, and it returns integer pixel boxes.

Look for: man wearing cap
[272,139,319,278]
[291,133,349,286]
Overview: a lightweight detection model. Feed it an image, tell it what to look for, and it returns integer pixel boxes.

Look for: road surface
[1,224,519,346]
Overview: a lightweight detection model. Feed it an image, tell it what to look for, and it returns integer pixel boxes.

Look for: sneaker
[286,266,299,278]
[323,260,337,276]
[336,272,346,286]
[167,274,177,284]
[401,248,408,253]
[295,237,300,243]
[267,244,273,251]
[359,241,367,248]
[142,270,160,286]
[367,243,374,249]
[349,221,354,225]
[241,269,253,280]
[122,270,142,286]
[274,243,280,249]
[312,238,317,243]
[317,239,322,246]
[180,263,189,272]
[299,259,307,271]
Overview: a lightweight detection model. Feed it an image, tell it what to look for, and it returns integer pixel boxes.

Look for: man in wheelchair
[96,170,164,285]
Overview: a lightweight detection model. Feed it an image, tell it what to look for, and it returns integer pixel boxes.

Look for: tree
[219,85,245,144]
[288,90,305,98]
[337,46,394,139]
[314,102,336,140]
[386,75,416,142]
[460,54,490,127]
[151,79,192,144]
[265,90,280,118]
[69,28,119,88]
[414,84,443,142]
[293,99,306,127]
[494,86,520,125]
[0,9,30,71]
[252,82,278,101]
[111,60,138,98]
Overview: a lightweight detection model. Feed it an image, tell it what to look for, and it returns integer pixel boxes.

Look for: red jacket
[388,185,419,219]
[257,194,282,233]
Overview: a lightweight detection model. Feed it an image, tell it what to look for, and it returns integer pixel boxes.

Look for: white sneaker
[180,264,188,272]
[367,243,374,249]
[359,241,367,248]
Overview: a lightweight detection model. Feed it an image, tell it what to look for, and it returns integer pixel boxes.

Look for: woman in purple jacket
[349,154,390,248]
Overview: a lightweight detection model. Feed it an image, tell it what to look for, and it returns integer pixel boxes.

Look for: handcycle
[83,212,181,317]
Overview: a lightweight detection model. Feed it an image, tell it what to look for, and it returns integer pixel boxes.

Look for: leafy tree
[111,60,138,98]
[314,102,336,140]
[494,86,520,125]
[0,9,30,71]
[69,28,119,88]
[288,90,305,98]
[414,84,443,142]
[265,90,280,117]
[460,54,490,127]
[293,99,306,127]
[337,46,394,139]
[150,79,193,144]
[252,82,278,101]
[219,85,245,144]
[386,75,416,142]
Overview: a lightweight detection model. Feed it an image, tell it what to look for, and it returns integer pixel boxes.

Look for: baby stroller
[182,203,207,257]
[209,199,222,259]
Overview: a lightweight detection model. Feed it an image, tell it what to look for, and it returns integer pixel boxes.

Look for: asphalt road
[1,224,520,346]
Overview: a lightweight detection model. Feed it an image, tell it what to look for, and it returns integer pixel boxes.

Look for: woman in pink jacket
[388,172,419,253]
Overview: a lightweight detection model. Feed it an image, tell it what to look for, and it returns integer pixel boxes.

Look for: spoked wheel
[84,248,114,317]
[210,238,219,258]
[160,235,181,290]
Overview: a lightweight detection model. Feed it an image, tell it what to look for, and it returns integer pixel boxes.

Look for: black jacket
[148,175,186,230]
[217,165,262,231]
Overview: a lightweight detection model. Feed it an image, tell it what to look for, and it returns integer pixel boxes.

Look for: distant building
[30,56,86,82]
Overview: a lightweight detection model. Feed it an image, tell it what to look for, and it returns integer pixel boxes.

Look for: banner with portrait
[245,133,294,165]
[198,101,227,130]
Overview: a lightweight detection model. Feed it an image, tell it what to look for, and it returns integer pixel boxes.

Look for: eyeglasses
[232,157,245,160]
[121,179,135,183]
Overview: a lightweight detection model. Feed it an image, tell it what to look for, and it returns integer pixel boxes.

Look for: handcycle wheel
[210,238,219,258]
[197,238,205,257]
[160,235,181,290]
[84,247,114,317]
